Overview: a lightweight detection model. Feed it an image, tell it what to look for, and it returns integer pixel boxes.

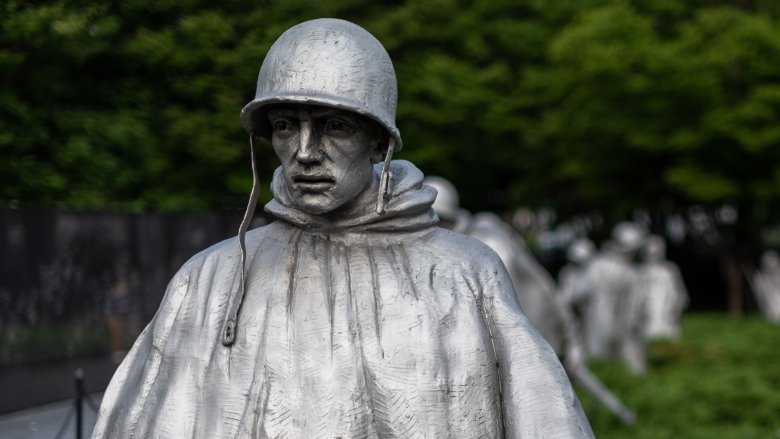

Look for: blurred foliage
[2,0,780,233]
[584,313,780,438]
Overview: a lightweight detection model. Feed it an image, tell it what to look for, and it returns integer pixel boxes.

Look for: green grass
[581,313,780,439]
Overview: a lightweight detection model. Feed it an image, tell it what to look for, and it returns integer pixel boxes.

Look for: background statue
[93,19,593,438]
[559,238,597,307]
[424,176,567,350]
[572,222,647,375]
[426,176,636,424]
[750,250,780,323]
[637,235,689,339]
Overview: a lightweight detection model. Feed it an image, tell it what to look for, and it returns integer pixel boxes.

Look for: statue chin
[292,192,343,215]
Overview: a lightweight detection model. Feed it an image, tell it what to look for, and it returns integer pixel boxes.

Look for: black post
[75,368,84,439]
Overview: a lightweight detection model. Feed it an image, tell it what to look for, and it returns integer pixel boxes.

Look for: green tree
[0,0,368,211]
[526,4,780,313]
[3,0,780,312]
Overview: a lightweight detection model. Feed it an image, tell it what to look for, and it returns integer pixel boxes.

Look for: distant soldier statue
[637,235,689,339]
[573,222,647,375]
[92,19,593,438]
[426,176,636,424]
[559,238,597,306]
[751,250,780,324]
[424,176,567,350]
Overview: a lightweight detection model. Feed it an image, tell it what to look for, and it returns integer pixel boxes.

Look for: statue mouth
[293,174,335,192]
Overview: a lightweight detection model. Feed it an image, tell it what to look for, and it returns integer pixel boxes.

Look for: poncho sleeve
[479,252,595,438]
[91,259,198,438]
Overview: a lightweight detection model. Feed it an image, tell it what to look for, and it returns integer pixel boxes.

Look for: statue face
[268,105,382,215]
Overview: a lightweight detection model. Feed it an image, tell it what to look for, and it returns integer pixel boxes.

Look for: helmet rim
[240,93,402,151]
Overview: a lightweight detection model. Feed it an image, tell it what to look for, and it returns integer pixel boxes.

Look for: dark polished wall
[0,208,270,365]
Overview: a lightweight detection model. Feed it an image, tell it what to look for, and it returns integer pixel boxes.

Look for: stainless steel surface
[241,18,402,151]
[751,250,780,323]
[93,162,593,438]
[427,177,634,425]
[638,235,689,339]
[221,134,261,346]
[572,233,648,376]
[93,19,593,438]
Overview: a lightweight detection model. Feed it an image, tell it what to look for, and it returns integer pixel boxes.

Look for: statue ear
[370,138,383,163]
[360,116,388,163]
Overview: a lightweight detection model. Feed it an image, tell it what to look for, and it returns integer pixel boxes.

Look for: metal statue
[572,222,647,375]
[424,177,567,348]
[426,177,635,424]
[559,238,597,306]
[637,235,689,339]
[751,250,780,323]
[92,19,593,438]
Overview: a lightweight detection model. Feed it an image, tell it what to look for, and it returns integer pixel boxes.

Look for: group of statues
[91,18,709,438]
[424,177,693,425]
[424,177,638,424]
[89,17,758,438]
[559,224,689,377]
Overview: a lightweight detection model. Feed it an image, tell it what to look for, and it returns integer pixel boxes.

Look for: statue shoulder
[176,220,288,275]
[422,226,508,274]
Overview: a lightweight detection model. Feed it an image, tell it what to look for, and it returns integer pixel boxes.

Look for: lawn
[581,313,780,438]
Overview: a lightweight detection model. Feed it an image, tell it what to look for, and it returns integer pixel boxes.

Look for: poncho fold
[93,161,593,438]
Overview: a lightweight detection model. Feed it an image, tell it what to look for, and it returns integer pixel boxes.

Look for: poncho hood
[264,160,438,233]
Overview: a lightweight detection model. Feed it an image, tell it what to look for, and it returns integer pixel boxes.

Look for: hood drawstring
[222,133,260,346]
[376,138,396,215]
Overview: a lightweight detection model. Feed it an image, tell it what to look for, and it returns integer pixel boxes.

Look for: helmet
[240,18,402,151]
[761,250,780,269]
[642,235,666,261]
[423,176,460,220]
[567,238,595,264]
[612,221,645,252]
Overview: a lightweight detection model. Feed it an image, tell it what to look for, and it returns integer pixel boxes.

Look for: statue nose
[295,121,321,164]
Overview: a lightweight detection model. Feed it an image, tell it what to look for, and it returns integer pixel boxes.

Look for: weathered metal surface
[241,18,402,151]
[570,223,647,376]
[93,19,593,438]
[427,177,635,425]
[751,250,780,323]
[637,235,689,339]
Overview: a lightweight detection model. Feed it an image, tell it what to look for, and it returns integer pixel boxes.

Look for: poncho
[92,161,594,438]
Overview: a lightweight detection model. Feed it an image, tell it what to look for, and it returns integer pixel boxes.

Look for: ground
[582,313,780,439]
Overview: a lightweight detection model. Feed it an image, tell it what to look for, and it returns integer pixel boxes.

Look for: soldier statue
[637,235,689,339]
[426,176,635,425]
[572,222,647,375]
[93,19,593,438]
[751,250,780,324]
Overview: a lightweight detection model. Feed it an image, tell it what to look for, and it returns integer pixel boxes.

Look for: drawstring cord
[222,133,260,346]
[223,133,393,345]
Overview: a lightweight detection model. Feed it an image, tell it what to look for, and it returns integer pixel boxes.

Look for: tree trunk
[720,252,744,317]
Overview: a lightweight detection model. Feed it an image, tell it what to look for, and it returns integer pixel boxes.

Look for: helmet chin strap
[222,133,260,347]
[376,138,396,215]
[224,133,391,345]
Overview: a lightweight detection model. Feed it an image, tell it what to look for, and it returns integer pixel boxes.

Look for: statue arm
[92,264,195,438]
[480,260,595,438]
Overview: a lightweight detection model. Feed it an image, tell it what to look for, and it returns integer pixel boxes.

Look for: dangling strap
[376,138,396,215]
[222,134,260,346]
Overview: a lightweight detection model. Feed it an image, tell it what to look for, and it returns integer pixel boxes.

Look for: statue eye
[272,119,294,134]
[323,119,356,136]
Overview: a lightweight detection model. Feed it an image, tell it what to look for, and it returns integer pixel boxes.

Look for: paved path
[0,393,102,439]
[0,357,116,414]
